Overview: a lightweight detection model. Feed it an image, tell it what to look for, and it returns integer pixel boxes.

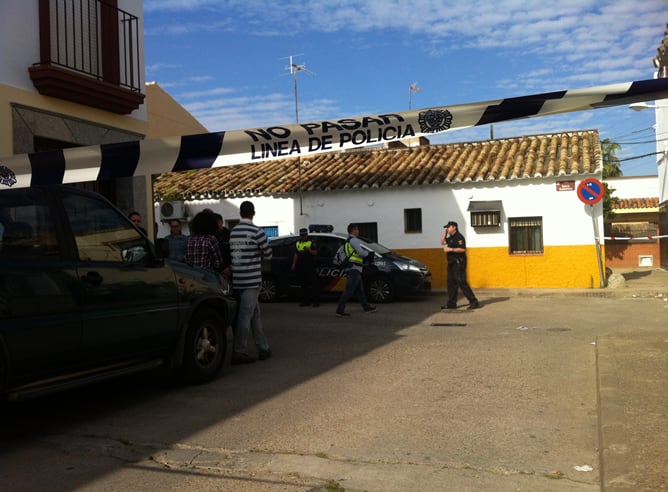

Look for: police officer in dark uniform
[292,228,320,307]
[441,220,479,310]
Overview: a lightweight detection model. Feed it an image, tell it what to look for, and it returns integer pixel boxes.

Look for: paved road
[0,272,666,491]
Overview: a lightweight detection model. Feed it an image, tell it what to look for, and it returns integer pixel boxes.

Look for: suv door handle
[81,271,104,287]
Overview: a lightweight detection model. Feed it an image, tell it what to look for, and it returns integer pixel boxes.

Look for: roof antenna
[409,82,422,110]
[282,55,315,216]
[284,54,316,124]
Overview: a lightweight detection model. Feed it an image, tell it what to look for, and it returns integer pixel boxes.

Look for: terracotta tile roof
[153,130,602,200]
[612,197,660,210]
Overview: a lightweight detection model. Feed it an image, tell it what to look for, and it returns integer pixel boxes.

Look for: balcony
[29,0,144,115]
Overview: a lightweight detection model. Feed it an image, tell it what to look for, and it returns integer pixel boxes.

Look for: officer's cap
[299,228,308,235]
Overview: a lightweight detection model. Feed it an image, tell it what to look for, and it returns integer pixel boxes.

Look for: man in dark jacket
[291,228,320,307]
[441,220,480,310]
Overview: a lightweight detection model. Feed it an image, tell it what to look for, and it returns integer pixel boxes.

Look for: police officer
[292,228,320,307]
[441,220,480,310]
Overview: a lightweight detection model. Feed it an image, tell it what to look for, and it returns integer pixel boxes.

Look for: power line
[619,151,664,162]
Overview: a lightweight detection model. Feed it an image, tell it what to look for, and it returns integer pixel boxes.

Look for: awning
[467,200,502,212]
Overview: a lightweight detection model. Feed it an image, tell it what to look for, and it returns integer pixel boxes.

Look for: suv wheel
[367,276,395,303]
[260,277,279,302]
[182,308,227,384]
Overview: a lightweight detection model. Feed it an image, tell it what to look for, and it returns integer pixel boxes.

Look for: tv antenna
[284,54,315,124]
[409,82,422,110]
[281,55,315,216]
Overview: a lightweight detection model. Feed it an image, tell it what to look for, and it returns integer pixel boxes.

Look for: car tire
[367,276,395,303]
[260,277,279,302]
[182,308,227,384]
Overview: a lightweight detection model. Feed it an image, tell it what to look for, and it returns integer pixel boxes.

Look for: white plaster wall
[154,196,296,238]
[295,178,603,249]
[607,175,659,199]
[655,98,668,204]
[0,1,39,89]
[155,178,604,248]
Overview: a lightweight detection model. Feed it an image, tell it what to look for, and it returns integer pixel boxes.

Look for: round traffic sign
[577,178,604,205]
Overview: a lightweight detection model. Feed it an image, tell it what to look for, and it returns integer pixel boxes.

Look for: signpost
[577,178,605,287]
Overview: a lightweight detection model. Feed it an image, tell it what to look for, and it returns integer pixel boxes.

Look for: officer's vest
[344,240,363,265]
[296,240,313,252]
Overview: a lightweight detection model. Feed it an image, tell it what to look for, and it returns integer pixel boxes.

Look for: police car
[260,231,431,303]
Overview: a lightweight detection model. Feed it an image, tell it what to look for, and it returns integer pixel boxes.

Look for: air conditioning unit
[160,200,185,220]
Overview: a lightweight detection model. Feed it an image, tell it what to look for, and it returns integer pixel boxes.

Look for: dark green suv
[0,185,236,401]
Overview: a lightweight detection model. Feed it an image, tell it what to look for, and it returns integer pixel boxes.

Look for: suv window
[61,192,147,263]
[0,188,60,260]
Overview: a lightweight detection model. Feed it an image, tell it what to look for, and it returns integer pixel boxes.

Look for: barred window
[404,208,422,233]
[471,211,501,227]
[509,217,543,254]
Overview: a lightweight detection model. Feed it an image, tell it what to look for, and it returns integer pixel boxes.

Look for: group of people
[152,204,479,366]
[291,224,378,317]
[280,219,481,317]
[161,201,272,366]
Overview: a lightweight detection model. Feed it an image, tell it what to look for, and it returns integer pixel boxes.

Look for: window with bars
[471,211,501,227]
[404,208,422,233]
[509,217,543,254]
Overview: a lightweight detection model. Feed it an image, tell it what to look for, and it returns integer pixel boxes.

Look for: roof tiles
[153,130,602,200]
[612,197,660,210]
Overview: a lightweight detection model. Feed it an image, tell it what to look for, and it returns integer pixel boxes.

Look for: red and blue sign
[577,178,604,205]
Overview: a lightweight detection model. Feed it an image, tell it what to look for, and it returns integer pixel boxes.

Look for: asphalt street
[0,269,666,492]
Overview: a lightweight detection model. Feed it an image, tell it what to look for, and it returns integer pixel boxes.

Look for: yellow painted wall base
[396,245,605,289]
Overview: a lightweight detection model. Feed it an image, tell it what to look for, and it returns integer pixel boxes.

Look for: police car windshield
[358,236,391,255]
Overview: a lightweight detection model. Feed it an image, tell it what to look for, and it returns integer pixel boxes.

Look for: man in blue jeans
[229,201,273,364]
[336,223,377,317]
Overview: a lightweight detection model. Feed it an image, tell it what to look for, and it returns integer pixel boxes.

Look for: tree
[601,138,622,178]
[600,138,621,221]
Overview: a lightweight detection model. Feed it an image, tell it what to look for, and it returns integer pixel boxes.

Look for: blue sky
[143,0,668,176]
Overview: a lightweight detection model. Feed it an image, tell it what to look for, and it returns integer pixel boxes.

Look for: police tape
[2,78,668,189]
[602,235,668,241]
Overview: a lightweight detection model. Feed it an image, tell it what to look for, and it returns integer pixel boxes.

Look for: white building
[154,130,607,289]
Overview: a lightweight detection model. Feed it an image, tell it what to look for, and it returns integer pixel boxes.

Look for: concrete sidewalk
[434,267,668,301]
[439,267,668,491]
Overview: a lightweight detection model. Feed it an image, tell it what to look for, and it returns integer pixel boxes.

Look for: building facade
[0,0,149,229]
[605,176,661,269]
[154,130,607,289]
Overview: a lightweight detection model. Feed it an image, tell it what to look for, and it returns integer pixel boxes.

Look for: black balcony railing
[41,0,141,93]
[30,0,144,114]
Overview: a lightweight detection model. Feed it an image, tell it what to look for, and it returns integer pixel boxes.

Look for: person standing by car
[441,220,479,310]
[291,228,320,307]
[184,211,223,273]
[229,201,273,364]
[163,219,188,262]
[336,223,377,317]
[202,209,232,279]
[128,211,147,235]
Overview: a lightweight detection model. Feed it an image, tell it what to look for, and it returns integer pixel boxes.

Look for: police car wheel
[260,277,279,302]
[367,276,394,303]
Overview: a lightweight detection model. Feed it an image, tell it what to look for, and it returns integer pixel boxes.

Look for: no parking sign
[576,177,605,287]
[577,178,604,205]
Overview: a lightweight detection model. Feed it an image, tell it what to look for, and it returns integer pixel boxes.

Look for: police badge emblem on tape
[0,166,17,187]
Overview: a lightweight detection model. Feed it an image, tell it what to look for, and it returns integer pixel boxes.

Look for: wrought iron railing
[40,0,141,93]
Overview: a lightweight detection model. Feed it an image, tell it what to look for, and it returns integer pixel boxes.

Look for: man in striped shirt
[229,201,273,364]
